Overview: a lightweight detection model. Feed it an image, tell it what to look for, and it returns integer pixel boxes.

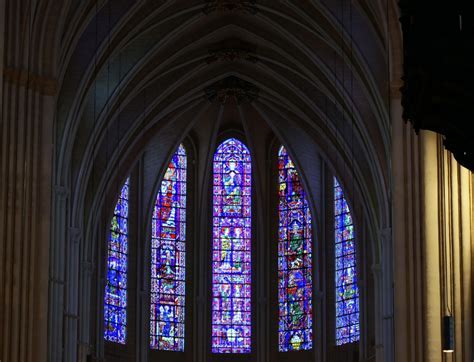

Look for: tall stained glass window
[150,144,187,351]
[277,146,313,352]
[211,138,252,354]
[104,177,130,344]
[334,178,360,345]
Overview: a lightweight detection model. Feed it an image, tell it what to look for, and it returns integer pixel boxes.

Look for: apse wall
[0,1,403,362]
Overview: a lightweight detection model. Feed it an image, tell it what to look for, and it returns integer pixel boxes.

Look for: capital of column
[379,227,392,243]
[3,66,58,95]
[69,227,81,244]
[54,185,69,199]
[81,260,94,276]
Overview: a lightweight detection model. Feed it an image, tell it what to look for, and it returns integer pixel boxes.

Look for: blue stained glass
[211,138,252,354]
[334,178,360,345]
[277,146,313,352]
[150,144,187,351]
[104,178,130,344]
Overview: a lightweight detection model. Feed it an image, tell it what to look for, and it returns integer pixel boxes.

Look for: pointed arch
[149,144,188,351]
[211,138,252,354]
[277,146,313,352]
[334,178,360,344]
[104,177,130,344]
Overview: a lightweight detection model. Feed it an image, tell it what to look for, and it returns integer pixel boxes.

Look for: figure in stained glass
[211,138,252,354]
[277,146,313,352]
[150,144,187,351]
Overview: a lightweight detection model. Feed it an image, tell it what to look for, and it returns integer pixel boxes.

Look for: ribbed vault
[55,1,391,226]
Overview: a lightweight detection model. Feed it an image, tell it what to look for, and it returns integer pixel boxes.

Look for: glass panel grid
[150,144,187,351]
[211,138,252,354]
[277,146,313,352]
[104,177,130,344]
[334,178,360,345]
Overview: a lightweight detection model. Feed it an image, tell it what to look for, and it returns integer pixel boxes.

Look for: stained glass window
[277,146,313,352]
[334,178,360,345]
[104,177,130,344]
[150,144,187,351]
[211,138,252,354]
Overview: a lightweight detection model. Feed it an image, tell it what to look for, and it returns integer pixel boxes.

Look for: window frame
[206,132,258,361]
[268,141,320,362]
[325,170,362,360]
[148,139,196,362]
[102,173,139,360]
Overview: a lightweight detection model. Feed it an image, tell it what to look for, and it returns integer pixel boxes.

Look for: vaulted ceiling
[32,1,393,239]
[2,0,399,251]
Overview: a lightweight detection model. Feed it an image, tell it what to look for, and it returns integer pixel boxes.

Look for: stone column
[459,165,472,362]
[392,97,424,362]
[0,75,55,361]
[381,227,395,362]
[420,131,443,361]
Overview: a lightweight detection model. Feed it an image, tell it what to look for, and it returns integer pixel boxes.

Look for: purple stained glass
[104,177,130,344]
[277,146,313,352]
[211,138,252,354]
[334,178,360,345]
[150,144,187,351]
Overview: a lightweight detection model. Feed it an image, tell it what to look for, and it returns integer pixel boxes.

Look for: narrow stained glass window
[211,138,252,354]
[334,178,360,345]
[104,177,130,344]
[150,144,187,351]
[277,146,313,352]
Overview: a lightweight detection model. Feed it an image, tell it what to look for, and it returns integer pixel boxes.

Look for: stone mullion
[65,227,81,362]
[380,227,394,362]
[78,256,94,361]
[49,184,68,362]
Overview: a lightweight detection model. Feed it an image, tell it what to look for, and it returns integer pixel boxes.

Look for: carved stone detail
[54,185,69,199]
[81,260,94,275]
[203,0,258,14]
[206,47,258,64]
[205,76,259,104]
[69,227,81,244]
